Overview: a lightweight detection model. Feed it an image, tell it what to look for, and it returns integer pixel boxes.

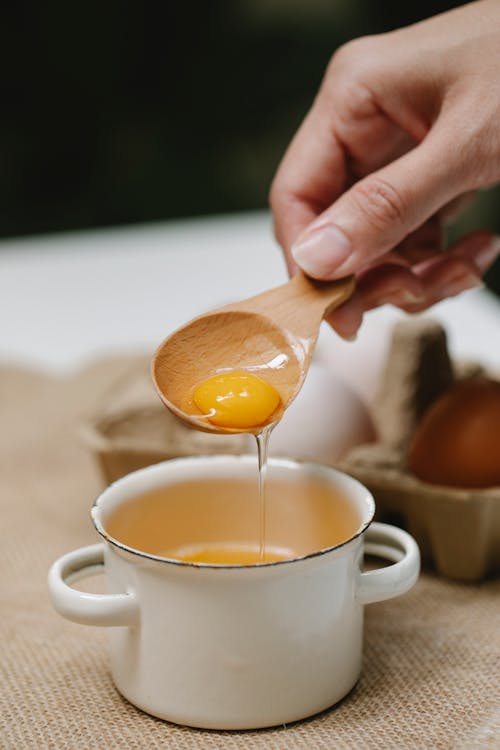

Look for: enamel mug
[48,456,419,729]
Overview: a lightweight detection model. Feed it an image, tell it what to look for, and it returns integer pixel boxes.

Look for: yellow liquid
[105,475,360,566]
[163,542,293,565]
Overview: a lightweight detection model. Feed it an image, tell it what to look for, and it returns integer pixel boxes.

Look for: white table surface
[1,211,499,402]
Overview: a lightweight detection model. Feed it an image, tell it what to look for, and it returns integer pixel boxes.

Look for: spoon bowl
[152,272,355,433]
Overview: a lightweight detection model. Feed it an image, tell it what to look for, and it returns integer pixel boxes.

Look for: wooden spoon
[152,272,355,433]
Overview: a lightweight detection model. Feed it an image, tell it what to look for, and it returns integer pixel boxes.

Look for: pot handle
[356,522,420,605]
[48,543,139,627]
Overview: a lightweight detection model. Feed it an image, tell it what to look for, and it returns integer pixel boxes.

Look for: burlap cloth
[1,359,499,750]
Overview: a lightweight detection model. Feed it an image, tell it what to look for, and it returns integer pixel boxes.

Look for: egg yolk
[192,372,281,428]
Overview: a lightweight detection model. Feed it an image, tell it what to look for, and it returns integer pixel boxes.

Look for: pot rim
[91,455,375,569]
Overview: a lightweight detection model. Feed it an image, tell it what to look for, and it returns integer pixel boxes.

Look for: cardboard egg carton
[341,318,500,581]
[81,360,251,485]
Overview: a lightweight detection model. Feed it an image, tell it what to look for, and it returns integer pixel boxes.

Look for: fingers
[270,100,347,259]
[444,230,500,275]
[407,256,483,312]
[270,62,417,269]
[393,215,444,265]
[326,264,425,338]
[407,231,500,310]
[290,120,468,280]
[327,232,500,338]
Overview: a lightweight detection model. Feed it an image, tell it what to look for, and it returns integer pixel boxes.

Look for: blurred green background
[1,0,499,292]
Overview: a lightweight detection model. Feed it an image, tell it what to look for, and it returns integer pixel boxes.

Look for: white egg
[271,362,376,465]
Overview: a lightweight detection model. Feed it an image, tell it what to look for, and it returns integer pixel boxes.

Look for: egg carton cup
[340,317,500,581]
[81,360,251,485]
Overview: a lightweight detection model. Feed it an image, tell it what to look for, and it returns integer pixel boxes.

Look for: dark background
[1,0,499,292]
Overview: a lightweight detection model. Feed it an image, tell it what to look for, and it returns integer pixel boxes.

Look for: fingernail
[370,288,424,308]
[389,289,425,305]
[291,224,351,278]
[476,236,500,268]
[440,272,483,298]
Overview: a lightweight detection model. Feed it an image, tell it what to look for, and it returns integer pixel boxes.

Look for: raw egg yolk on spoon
[193,372,280,429]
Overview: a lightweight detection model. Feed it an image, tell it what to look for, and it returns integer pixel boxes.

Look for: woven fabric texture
[1,361,499,750]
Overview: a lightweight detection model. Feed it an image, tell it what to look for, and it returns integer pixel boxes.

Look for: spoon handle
[287,272,355,318]
[231,272,355,338]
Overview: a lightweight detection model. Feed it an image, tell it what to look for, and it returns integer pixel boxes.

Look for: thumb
[291,127,463,280]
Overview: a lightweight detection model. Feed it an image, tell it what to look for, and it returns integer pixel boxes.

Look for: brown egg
[408,377,500,488]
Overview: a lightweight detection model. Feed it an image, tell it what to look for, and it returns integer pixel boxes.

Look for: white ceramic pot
[48,456,419,730]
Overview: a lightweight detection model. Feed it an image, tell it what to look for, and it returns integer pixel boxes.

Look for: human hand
[270,0,500,337]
